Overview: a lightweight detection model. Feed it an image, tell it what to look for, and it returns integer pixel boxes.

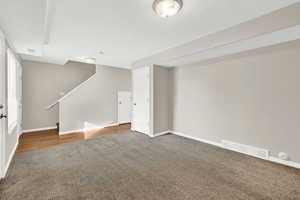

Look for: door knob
[0,104,3,109]
[0,114,7,119]
[133,103,136,106]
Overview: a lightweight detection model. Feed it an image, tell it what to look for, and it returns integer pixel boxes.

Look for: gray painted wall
[60,65,131,133]
[22,61,95,130]
[153,65,171,134]
[170,40,300,163]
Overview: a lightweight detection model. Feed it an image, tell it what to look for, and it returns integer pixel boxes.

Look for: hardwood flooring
[17,123,131,154]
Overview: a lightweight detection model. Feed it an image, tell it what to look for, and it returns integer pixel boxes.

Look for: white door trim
[131,69,135,131]
[2,139,18,178]
[149,65,154,137]
[0,30,6,178]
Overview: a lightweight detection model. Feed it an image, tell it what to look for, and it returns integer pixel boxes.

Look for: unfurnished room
[1,0,300,199]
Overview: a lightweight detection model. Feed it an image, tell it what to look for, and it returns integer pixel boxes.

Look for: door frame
[0,30,6,178]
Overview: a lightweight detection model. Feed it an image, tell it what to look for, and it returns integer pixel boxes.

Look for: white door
[132,67,150,135]
[0,32,7,178]
[118,91,131,124]
[0,36,21,178]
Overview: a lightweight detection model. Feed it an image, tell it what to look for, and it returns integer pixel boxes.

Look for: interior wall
[59,65,131,134]
[153,65,171,134]
[22,60,96,131]
[170,40,300,163]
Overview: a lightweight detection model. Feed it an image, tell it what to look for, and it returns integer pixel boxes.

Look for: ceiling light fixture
[153,0,183,18]
[77,57,96,64]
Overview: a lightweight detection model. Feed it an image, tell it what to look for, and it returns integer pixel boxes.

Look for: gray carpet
[1,131,300,200]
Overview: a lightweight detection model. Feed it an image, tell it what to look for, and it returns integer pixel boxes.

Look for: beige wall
[170,40,300,163]
[22,61,96,130]
[153,65,171,134]
[60,65,131,133]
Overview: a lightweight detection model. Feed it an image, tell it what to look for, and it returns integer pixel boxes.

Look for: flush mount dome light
[77,57,96,64]
[153,0,183,18]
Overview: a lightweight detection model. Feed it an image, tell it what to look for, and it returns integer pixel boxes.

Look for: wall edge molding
[151,130,171,138]
[170,131,300,169]
[22,126,57,134]
[59,123,119,135]
[1,140,18,178]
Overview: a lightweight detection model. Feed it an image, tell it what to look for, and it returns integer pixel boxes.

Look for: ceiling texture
[0,0,300,68]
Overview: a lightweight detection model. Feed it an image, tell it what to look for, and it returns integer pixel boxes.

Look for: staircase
[45,65,131,135]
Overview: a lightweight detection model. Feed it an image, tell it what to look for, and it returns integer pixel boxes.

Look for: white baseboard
[151,130,171,138]
[1,139,18,178]
[170,131,300,169]
[222,140,269,160]
[269,156,300,169]
[59,123,119,135]
[171,131,223,148]
[22,126,57,134]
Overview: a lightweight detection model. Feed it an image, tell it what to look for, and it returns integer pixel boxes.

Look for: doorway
[132,66,151,136]
[118,91,131,125]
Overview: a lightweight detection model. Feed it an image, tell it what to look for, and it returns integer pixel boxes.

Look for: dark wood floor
[17,124,131,154]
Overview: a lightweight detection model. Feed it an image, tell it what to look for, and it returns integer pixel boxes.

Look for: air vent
[222,140,269,159]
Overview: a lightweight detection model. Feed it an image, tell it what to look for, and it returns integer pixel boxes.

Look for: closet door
[118,91,131,124]
[132,67,150,135]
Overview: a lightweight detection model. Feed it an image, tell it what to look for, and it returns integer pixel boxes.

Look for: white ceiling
[0,0,299,68]
[134,3,300,67]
